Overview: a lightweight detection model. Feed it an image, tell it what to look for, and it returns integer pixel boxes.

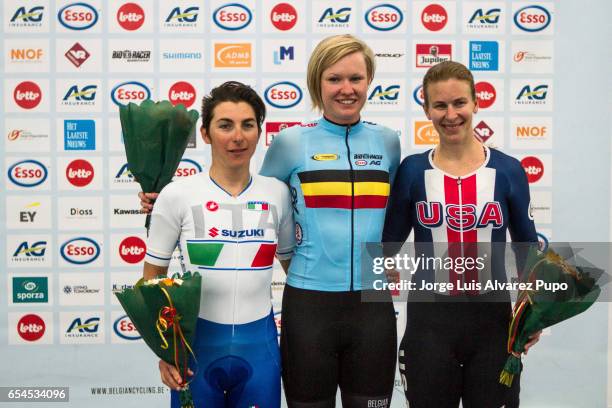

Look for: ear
[473,99,479,115]
[423,103,431,121]
[201,126,211,145]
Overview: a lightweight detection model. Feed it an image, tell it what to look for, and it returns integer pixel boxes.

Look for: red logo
[66,159,94,187]
[208,227,219,237]
[206,201,219,212]
[117,3,145,31]
[270,3,297,31]
[475,81,496,109]
[473,121,494,142]
[13,81,42,109]
[17,314,45,342]
[168,81,196,108]
[514,51,527,62]
[119,236,146,264]
[8,130,23,141]
[421,4,447,31]
[521,156,544,183]
[65,42,90,67]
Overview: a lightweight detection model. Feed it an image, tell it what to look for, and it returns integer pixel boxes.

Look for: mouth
[336,98,357,106]
[441,121,464,131]
[228,148,248,155]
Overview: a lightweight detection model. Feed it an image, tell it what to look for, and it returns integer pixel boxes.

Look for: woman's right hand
[158,359,193,391]
[139,192,158,214]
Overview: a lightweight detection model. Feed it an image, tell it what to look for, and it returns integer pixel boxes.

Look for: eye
[351,75,365,83]
[326,76,340,83]
[218,122,232,130]
[243,122,256,129]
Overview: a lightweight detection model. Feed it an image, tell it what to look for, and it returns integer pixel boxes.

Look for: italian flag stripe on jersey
[186,241,277,269]
[187,242,224,266]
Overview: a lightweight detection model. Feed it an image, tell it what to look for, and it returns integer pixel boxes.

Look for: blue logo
[212,3,252,30]
[319,7,351,24]
[516,85,548,101]
[8,160,48,187]
[57,3,98,30]
[274,46,294,65]
[114,315,141,340]
[67,317,100,333]
[468,8,501,25]
[514,5,551,32]
[63,85,97,101]
[468,41,499,71]
[264,82,302,109]
[111,81,151,107]
[413,84,424,106]
[10,6,44,23]
[60,237,100,264]
[165,6,199,23]
[64,120,95,150]
[368,85,400,101]
[364,4,403,31]
[13,241,47,257]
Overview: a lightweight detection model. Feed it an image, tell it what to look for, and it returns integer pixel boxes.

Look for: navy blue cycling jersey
[261,117,400,291]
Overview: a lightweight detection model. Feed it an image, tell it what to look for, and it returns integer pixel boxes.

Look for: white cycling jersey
[145,171,295,325]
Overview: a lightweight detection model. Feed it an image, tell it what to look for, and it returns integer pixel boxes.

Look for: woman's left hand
[523,330,542,354]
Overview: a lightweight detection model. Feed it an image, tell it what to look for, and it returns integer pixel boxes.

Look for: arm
[275,180,296,274]
[278,258,291,274]
[143,261,168,280]
[382,158,413,255]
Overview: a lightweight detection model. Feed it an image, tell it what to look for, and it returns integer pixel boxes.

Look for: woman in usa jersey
[383,61,542,407]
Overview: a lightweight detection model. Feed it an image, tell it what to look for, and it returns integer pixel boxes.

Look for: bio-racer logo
[8,160,48,188]
[111,81,151,106]
[57,3,99,30]
[264,82,302,109]
[364,4,403,31]
[213,3,252,30]
[60,237,100,264]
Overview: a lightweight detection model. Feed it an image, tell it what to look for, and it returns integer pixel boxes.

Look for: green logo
[13,277,48,303]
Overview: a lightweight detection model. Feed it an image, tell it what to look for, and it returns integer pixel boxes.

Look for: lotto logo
[521,156,544,183]
[474,82,496,109]
[168,81,196,107]
[17,314,46,342]
[119,236,146,264]
[421,4,447,31]
[13,81,42,109]
[66,159,94,187]
[270,3,297,31]
[117,3,145,31]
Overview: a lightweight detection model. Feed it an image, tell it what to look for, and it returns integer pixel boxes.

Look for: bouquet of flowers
[500,246,602,386]
[115,271,201,407]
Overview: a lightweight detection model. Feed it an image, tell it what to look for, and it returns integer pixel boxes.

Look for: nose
[339,79,353,94]
[446,105,458,120]
[231,128,246,145]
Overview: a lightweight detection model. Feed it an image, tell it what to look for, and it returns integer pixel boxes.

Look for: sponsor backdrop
[1,0,610,406]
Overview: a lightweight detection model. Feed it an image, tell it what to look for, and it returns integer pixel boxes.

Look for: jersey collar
[319,116,364,136]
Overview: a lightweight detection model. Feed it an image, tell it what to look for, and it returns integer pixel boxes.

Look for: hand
[158,360,193,391]
[523,330,542,354]
[385,268,400,284]
[139,192,158,214]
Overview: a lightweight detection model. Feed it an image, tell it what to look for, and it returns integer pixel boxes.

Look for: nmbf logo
[270,3,297,31]
[117,3,145,31]
[60,237,100,264]
[13,81,42,110]
[213,3,252,31]
[57,3,98,30]
[119,236,146,264]
[514,5,551,32]
[111,81,151,107]
[475,81,496,109]
[368,85,401,104]
[175,158,202,178]
[521,156,544,183]
[421,4,447,31]
[10,6,44,25]
[364,4,403,31]
[515,84,548,104]
[168,81,196,108]
[66,159,94,187]
[264,82,302,109]
[114,315,141,340]
[8,160,48,187]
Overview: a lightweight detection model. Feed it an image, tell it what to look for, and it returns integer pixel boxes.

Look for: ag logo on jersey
[213,3,252,31]
[264,82,302,109]
[57,3,99,30]
[364,4,403,31]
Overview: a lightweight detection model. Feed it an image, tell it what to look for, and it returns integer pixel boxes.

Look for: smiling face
[423,78,478,145]
[202,101,259,172]
[320,51,370,125]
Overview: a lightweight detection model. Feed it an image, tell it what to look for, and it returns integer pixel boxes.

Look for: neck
[435,136,482,162]
[209,164,251,196]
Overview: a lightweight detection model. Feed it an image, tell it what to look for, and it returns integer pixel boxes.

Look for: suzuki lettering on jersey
[213,3,252,30]
[416,201,504,231]
[365,4,403,31]
[58,3,98,30]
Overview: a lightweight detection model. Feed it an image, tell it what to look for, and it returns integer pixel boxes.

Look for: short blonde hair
[422,61,476,108]
[307,35,375,111]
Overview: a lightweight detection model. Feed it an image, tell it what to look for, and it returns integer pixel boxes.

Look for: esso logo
[514,5,551,32]
[117,3,145,31]
[119,236,146,264]
[66,159,94,187]
[175,158,202,178]
[365,4,403,31]
[421,3,447,31]
[475,81,496,109]
[355,160,367,166]
[114,315,141,340]
[58,2,99,30]
[206,201,219,212]
[8,159,48,187]
[413,84,425,106]
[213,3,252,30]
[60,237,101,264]
[270,3,297,31]
[168,81,196,108]
[17,314,45,342]
[111,81,151,107]
[13,81,42,110]
[264,81,302,109]
[521,156,544,183]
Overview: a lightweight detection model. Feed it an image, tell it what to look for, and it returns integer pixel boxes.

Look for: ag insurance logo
[57,3,99,30]
[264,81,302,109]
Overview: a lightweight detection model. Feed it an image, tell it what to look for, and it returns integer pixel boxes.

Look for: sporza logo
[8,160,48,187]
[514,5,551,32]
[213,3,252,30]
[13,277,48,303]
[264,82,302,109]
[57,3,99,30]
[364,4,403,31]
[60,237,101,264]
[111,81,151,106]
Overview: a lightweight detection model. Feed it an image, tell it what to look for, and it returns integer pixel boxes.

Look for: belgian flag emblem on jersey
[298,169,390,209]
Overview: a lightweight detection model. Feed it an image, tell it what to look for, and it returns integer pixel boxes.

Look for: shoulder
[487,148,523,175]
[158,173,206,198]
[362,121,399,140]
[400,150,431,171]
[253,174,289,192]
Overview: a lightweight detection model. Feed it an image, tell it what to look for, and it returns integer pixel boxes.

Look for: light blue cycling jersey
[261,117,400,291]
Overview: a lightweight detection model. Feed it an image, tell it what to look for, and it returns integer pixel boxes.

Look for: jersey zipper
[457,177,465,288]
[344,125,355,291]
